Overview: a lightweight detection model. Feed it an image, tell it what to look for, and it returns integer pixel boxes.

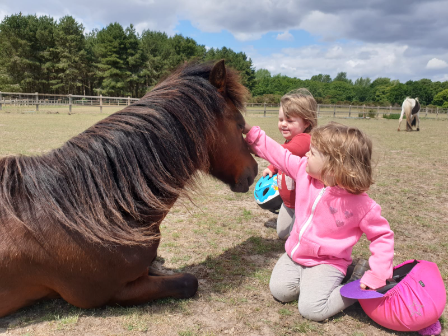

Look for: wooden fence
[1,92,447,119]
[246,103,448,119]
[0,92,139,113]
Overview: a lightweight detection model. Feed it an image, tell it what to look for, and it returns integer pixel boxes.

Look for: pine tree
[50,16,86,94]
[0,14,55,92]
[94,23,129,96]
[124,25,148,97]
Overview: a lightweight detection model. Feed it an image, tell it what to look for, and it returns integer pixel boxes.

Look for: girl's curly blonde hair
[281,88,317,133]
[310,122,373,194]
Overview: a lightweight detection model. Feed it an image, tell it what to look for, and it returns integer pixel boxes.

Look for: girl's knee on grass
[298,300,333,322]
[269,277,299,303]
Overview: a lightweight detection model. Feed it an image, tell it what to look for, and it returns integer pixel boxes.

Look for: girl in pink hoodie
[244,121,394,322]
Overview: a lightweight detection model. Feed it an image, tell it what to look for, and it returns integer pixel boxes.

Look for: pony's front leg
[108,272,198,306]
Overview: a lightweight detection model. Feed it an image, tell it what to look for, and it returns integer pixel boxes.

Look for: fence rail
[1,92,447,118]
[246,103,448,119]
[0,91,139,113]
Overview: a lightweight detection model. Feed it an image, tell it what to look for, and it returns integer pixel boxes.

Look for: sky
[1,0,448,83]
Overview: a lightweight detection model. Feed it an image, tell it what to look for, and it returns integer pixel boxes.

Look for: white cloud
[325,45,345,59]
[426,58,448,69]
[299,10,347,41]
[280,63,296,71]
[276,31,293,41]
[232,31,264,41]
[248,42,422,81]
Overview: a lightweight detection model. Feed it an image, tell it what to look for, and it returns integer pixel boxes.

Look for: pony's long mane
[0,61,248,246]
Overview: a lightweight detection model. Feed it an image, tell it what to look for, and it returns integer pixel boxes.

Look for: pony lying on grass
[0,60,258,317]
[398,97,420,131]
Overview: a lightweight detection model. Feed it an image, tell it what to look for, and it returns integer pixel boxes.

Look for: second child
[263,89,317,239]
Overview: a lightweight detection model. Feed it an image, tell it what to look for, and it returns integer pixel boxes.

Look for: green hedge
[383,113,401,119]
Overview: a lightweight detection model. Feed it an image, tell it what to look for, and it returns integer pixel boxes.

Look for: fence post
[377,105,379,119]
[263,102,266,117]
[436,107,439,118]
[333,105,336,117]
[363,105,365,118]
[317,104,320,117]
[100,94,103,113]
[128,96,130,106]
[0,91,2,111]
[69,94,72,114]
[35,92,39,111]
[425,106,428,117]
[349,105,351,117]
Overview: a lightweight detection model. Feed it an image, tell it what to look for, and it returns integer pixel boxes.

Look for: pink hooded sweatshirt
[246,126,394,289]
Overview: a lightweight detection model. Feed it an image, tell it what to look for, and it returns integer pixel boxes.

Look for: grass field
[0,111,447,335]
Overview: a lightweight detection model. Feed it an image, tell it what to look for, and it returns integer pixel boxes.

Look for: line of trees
[0,13,254,97]
[1,13,448,107]
[252,71,448,107]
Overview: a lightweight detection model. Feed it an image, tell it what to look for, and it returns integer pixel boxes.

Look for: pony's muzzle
[230,163,258,193]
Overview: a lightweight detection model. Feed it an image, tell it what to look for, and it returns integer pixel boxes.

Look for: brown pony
[0,60,258,317]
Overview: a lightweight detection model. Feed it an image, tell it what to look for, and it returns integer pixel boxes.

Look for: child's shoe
[342,258,359,283]
[348,259,370,283]
[264,218,277,229]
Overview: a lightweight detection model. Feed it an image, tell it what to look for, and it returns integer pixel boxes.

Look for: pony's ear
[210,59,226,91]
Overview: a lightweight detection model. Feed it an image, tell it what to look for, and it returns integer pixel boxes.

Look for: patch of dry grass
[0,112,447,335]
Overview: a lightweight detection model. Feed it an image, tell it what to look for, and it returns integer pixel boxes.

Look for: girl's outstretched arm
[244,125,304,180]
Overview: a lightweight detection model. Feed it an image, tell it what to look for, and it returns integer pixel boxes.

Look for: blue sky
[1,0,448,82]
[174,20,322,57]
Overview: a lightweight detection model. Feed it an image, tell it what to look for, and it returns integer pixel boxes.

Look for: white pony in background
[398,97,420,131]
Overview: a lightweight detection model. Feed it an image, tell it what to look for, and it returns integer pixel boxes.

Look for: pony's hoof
[417,128,420,131]
[397,129,400,132]
[179,273,199,299]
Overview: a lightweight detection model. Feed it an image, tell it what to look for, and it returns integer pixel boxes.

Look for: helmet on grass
[254,174,282,213]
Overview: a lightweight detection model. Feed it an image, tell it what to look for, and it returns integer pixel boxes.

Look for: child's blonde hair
[310,122,373,194]
[280,88,317,133]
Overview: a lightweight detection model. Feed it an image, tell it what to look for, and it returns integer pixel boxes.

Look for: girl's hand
[243,123,252,134]
[360,283,368,290]
[263,168,273,177]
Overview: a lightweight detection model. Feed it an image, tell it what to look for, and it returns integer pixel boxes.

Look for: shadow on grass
[0,236,284,330]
